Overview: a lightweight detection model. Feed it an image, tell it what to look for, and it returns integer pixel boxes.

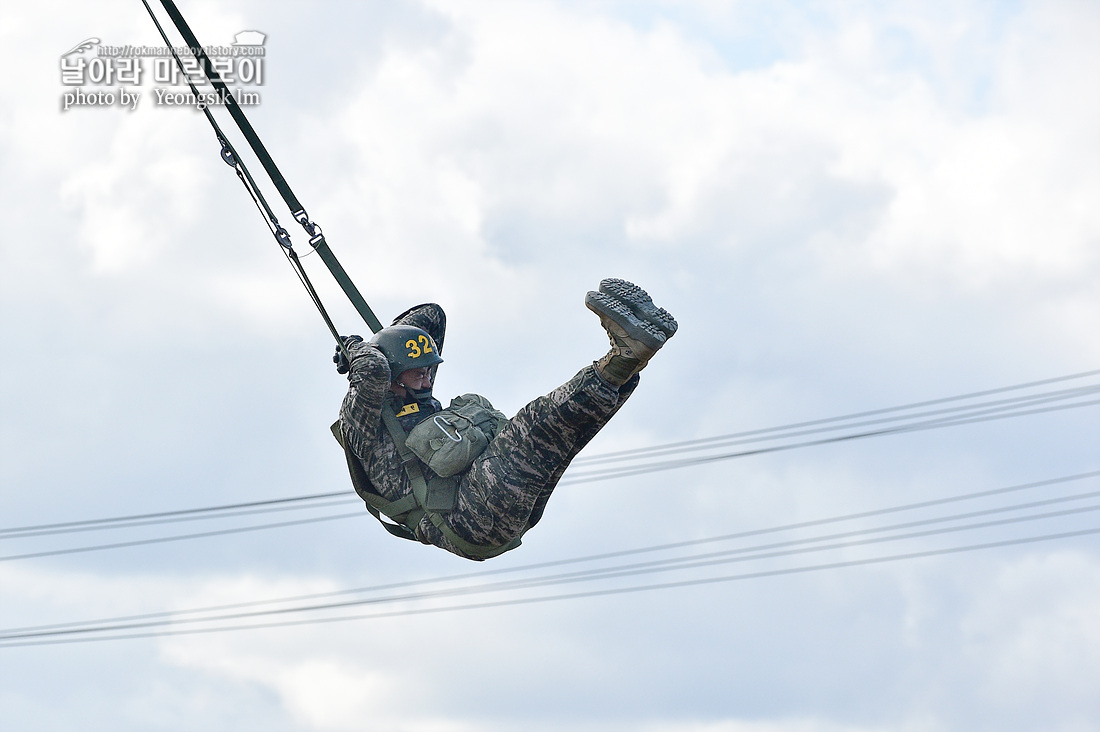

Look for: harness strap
[365,498,419,542]
[146,0,384,333]
[330,421,418,542]
[380,410,521,559]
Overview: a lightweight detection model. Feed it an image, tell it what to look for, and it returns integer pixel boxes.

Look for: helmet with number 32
[368,325,444,377]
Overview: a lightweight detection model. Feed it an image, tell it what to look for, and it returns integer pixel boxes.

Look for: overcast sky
[2,1,1098,730]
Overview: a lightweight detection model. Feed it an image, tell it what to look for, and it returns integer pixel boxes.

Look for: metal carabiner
[274,226,293,251]
[219,140,238,167]
[292,209,324,247]
[433,415,463,443]
[307,224,324,248]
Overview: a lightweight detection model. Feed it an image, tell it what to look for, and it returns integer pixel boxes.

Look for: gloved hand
[333,335,364,374]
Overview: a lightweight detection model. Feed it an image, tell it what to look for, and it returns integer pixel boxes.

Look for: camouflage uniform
[338,303,638,560]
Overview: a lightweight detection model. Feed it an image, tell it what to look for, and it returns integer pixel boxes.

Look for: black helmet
[369,325,443,376]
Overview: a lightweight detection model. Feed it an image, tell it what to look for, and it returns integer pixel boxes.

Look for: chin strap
[406,386,436,403]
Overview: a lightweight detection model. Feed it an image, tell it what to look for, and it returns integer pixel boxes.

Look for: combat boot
[598,278,678,339]
[585,281,675,387]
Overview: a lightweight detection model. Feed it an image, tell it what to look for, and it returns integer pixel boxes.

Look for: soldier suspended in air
[331,279,678,560]
[134,3,679,562]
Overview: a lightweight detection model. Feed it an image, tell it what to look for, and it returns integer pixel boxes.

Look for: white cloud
[959,551,1100,713]
[3,1,1099,731]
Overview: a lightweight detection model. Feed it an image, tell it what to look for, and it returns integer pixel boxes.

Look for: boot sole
[585,291,667,352]
[598,278,678,338]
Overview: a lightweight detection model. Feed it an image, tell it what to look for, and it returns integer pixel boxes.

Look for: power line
[0,491,348,537]
[8,471,1094,638]
[560,396,1100,484]
[3,377,1095,560]
[574,383,1100,466]
[3,369,1094,645]
[0,512,362,563]
[0,498,354,540]
[14,500,1100,641]
[0,388,1093,560]
[573,369,1100,463]
[5,524,1097,647]
[4,472,1097,644]
[6,372,1091,537]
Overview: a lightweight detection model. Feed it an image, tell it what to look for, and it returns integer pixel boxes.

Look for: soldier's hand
[333,335,364,374]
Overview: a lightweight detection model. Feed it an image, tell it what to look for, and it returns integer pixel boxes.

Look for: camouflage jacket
[337,303,455,548]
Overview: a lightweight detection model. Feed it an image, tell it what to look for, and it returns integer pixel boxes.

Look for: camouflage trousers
[389,304,638,558]
[430,365,637,555]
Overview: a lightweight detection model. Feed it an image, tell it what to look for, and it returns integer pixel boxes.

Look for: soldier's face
[396,367,432,392]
